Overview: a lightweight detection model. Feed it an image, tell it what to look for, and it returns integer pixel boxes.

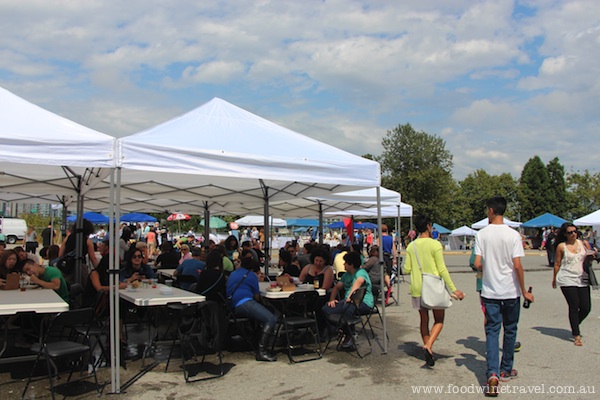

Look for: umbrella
[120,212,157,223]
[167,213,191,235]
[200,216,228,229]
[66,212,109,224]
[167,213,191,221]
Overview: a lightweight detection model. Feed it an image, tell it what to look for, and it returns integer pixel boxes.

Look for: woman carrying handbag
[404,215,465,367]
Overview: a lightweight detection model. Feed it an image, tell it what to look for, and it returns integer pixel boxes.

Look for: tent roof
[450,225,478,236]
[471,217,522,229]
[325,203,413,218]
[432,223,451,234]
[521,213,567,228]
[286,219,320,227]
[573,209,600,226]
[92,97,380,213]
[0,87,115,202]
[235,215,287,227]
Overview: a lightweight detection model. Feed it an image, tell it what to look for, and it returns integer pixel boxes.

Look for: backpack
[57,250,77,276]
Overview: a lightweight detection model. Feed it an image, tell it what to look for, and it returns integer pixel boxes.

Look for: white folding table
[0,288,69,360]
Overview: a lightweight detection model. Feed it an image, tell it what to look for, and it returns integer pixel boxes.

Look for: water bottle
[523,286,532,308]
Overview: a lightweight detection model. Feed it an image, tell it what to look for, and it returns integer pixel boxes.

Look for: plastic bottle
[523,286,532,308]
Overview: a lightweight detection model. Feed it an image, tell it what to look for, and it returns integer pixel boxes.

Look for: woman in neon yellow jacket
[404,215,465,367]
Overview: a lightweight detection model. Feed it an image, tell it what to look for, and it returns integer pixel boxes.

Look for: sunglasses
[132,255,144,259]
[566,230,577,235]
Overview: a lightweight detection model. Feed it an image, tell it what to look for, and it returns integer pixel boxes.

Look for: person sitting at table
[178,244,193,265]
[22,259,69,303]
[174,247,205,290]
[299,248,334,290]
[14,246,40,270]
[0,249,20,286]
[135,241,150,265]
[59,219,99,268]
[195,249,226,302]
[226,257,278,362]
[223,235,239,261]
[154,241,180,269]
[362,245,393,304]
[217,244,234,275]
[120,248,155,284]
[279,249,301,277]
[322,251,373,347]
[83,239,128,308]
[241,240,259,263]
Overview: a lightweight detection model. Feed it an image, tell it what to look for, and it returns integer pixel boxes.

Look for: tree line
[366,123,600,229]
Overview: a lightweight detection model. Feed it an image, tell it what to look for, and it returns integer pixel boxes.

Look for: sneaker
[514,341,521,352]
[500,369,518,382]
[485,374,499,397]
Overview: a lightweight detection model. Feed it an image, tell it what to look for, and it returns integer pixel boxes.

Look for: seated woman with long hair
[226,258,277,362]
[196,249,226,302]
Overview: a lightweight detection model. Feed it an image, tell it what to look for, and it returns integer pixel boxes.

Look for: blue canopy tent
[327,221,378,229]
[521,213,567,228]
[67,212,110,224]
[286,218,320,227]
[120,212,157,223]
[432,223,451,234]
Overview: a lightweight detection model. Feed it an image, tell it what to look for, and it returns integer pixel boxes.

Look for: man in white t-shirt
[474,196,534,396]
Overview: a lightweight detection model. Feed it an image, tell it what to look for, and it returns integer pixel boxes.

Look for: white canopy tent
[448,225,478,250]
[101,97,387,372]
[573,209,600,226]
[0,86,119,389]
[235,215,287,227]
[0,87,115,202]
[1,92,386,388]
[471,217,521,229]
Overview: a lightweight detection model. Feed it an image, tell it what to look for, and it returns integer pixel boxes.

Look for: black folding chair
[323,287,372,358]
[165,301,227,382]
[22,308,101,400]
[360,285,389,340]
[275,290,322,363]
[217,293,256,352]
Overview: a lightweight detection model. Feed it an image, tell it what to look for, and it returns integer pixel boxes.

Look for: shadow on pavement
[531,326,572,342]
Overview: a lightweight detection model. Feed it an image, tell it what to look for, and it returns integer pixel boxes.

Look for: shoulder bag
[413,244,452,309]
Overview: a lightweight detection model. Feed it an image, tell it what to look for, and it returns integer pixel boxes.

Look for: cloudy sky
[1,0,598,180]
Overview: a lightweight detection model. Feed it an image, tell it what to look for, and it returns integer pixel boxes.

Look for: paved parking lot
[3,252,599,399]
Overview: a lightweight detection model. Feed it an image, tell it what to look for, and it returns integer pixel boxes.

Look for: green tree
[459,170,518,222]
[546,157,568,217]
[518,156,551,220]
[379,123,455,226]
[566,170,600,219]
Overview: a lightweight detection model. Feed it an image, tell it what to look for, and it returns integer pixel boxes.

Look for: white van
[0,218,28,244]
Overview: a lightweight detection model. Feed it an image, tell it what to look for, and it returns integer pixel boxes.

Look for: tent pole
[203,202,210,250]
[377,186,387,354]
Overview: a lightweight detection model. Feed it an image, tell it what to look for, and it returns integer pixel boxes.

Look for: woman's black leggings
[560,286,591,336]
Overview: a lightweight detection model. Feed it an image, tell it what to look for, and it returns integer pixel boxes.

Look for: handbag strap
[413,242,424,277]
[200,272,225,296]
[227,269,249,302]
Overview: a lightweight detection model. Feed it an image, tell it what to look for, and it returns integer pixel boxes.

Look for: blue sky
[1,0,598,180]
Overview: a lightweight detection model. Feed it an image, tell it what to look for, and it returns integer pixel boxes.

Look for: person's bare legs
[423,309,445,353]
[419,309,431,345]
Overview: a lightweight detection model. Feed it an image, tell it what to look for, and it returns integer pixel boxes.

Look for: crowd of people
[0,198,597,391]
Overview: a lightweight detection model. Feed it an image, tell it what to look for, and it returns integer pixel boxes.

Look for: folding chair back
[278,290,322,363]
[23,308,100,400]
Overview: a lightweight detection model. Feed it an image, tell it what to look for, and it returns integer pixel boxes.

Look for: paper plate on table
[266,286,282,292]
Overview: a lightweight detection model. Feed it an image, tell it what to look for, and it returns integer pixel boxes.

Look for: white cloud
[0,0,599,181]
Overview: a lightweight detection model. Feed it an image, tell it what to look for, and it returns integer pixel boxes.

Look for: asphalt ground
[2,251,599,399]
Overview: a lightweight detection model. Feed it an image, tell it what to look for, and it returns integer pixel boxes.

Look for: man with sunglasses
[474,196,534,396]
